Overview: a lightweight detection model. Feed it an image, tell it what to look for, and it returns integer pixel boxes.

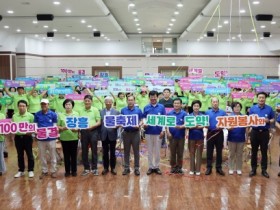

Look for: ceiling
[0,0,279,42]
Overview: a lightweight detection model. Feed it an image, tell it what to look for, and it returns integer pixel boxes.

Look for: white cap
[40,99,49,104]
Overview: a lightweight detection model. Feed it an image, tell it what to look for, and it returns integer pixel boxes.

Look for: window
[142,38,177,54]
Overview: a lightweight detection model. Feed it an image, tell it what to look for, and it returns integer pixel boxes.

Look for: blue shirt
[121,106,143,132]
[249,104,274,129]
[143,103,166,135]
[228,113,246,142]
[277,114,280,123]
[205,108,227,131]
[188,112,204,140]
[34,110,58,141]
[167,109,187,139]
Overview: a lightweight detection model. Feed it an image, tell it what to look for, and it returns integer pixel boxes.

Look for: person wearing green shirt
[5,86,29,114]
[217,94,229,112]
[136,90,149,111]
[79,95,101,176]
[110,92,127,112]
[198,91,211,113]
[57,99,79,177]
[0,90,7,116]
[187,91,198,113]
[12,99,35,178]
[0,106,6,175]
[28,88,46,115]
[6,87,16,119]
[53,94,66,114]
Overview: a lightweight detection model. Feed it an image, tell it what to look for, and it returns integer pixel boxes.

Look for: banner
[65,117,89,129]
[256,85,280,92]
[104,115,139,128]
[56,82,78,87]
[216,115,265,128]
[148,85,175,93]
[231,92,255,99]
[99,72,109,78]
[94,90,111,97]
[36,84,56,90]
[228,82,251,89]
[188,68,203,75]
[5,80,35,88]
[108,86,137,93]
[37,126,59,140]
[0,97,13,105]
[214,70,228,78]
[145,115,176,127]
[151,79,174,86]
[205,88,230,94]
[78,70,85,75]
[185,115,209,127]
[48,88,73,95]
[65,94,86,100]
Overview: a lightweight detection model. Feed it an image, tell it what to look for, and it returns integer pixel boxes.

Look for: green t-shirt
[73,100,84,113]
[0,103,6,116]
[79,107,101,126]
[266,97,277,111]
[92,96,104,111]
[12,111,34,135]
[54,96,65,114]
[136,94,149,111]
[0,113,5,141]
[198,94,210,112]
[12,94,29,113]
[217,95,228,111]
[27,95,42,114]
[116,98,127,112]
[58,111,79,141]
[174,83,182,96]
[188,94,198,107]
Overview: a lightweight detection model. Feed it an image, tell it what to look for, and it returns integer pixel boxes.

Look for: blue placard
[104,115,139,128]
[205,88,230,94]
[48,88,73,95]
[65,117,89,129]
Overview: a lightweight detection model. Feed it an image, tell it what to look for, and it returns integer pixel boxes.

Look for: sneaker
[92,169,99,176]
[64,172,71,177]
[189,171,194,175]
[237,170,242,175]
[28,171,34,178]
[229,170,234,175]
[51,172,57,178]
[122,168,130,175]
[146,168,153,175]
[14,171,25,178]
[134,169,140,176]
[81,170,90,176]
[170,168,177,174]
[72,172,77,177]
[196,172,201,176]
[39,172,48,179]
[177,168,184,174]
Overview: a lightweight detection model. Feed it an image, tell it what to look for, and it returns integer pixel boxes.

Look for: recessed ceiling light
[137,28,141,31]
[260,37,264,39]
[33,20,38,24]
[174,11,179,15]
[253,39,257,42]
[224,20,229,24]
[167,28,171,31]
[136,23,140,26]
[87,25,92,28]
[72,37,76,39]
[53,29,58,32]
[252,1,260,5]
[134,18,139,22]
[49,39,53,42]
[200,36,203,39]
[4,26,9,29]
[65,9,71,13]
[7,10,14,14]
[218,25,222,28]
[171,18,176,22]
[204,34,207,37]
[237,34,242,37]
[240,9,246,13]
[66,34,70,37]
[43,37,46,40]
[101,34,104,37]
[104,37,107,39]
[271,21,276,24]
[93,28,97,32]
[177,2,183,8]
[166,31,170,34]
[132,11,137,15]
[53,1,60,5]
[227,39,230,41]
[232,37,236,40]
[43,25,49,28]
[107,39,110,41]
[212,28,216,31]
[197,39,200,42]
[34,34,39,37]
[260,25,266,28]
[77,39,80,41]
[251,29,255,32]
[169,23,174,26]
[128,3,135,7]
[138,31,142,34]
[16,29,21,32]
[81,19,86,23]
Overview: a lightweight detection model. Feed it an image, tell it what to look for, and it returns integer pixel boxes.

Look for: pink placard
[65,94,86,100]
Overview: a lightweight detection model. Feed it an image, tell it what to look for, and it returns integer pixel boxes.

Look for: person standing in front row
[143,91,166,175]
[34,99,58,179]
[100,96,119,176]
[166,98,188,174]
[0,103,6,176]
[205,97,227,176]
[121,95,143,176]
[79,95,101,176]
[12,100,35,178]
[249,92,274,178]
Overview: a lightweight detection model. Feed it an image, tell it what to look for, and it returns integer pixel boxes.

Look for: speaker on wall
[37,14,54,21]
[47,32,54,37]
[93,31,101,37]
[0,15,2,21]
[263,32,271,37]
[255,14,273,21]
[207,31,214,37]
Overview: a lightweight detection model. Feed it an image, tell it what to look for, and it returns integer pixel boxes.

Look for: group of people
[0,83,279,179]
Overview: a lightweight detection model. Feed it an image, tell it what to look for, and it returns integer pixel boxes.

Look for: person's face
[158,94,163,100]
[59,94,65,99]
[18,103,27,114]
[192,103,200,113]
[141,92,146,96]
[105,99,113,109]
[0,92,3,97]
[127,97,135,107]
[211,98,219,109]
[149,94,158,105]
[257,94,266,106]
[40,102,49,112]
[64,102,73,112]
[32,90,38,97]
[17,88,24,95]
[173,100,182,110]
[233,104,241,113]
[163,90,170,98]
[119,94,125,99]
[10,88,16,92]
[84,98,92,108]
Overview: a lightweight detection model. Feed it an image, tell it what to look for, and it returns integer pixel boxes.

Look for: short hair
[173,98,182,104]
[104,96,114,103]
[140,90,147,94]
[84,94,93,101]
[257,92,268,98]
[191,100,202,108]
[231,101,242,110]
[9,87,16,92]
[63,99,75,108]
[211,97,219,102]
[149,90,158,97]
[163,88,171,93]
[117,92,124,98]
[17,87,24,91]
[127,95,135,100]
[17,100,28,107]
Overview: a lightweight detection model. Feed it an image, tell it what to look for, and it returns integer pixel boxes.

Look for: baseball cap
[40,99,49,104]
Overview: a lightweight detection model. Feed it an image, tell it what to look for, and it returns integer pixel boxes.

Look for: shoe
[51,172,57,178]
[39,172,48,179]
[170,168,177,174]
[189,171,194,175]
[278,172,280,177]
[237,170,242,175]
[122,168,130,175]
[249,170,256,177]
[146,168,153,175]
[72,172,77,177]
[92,169,99,176]
[216,169,225,176]
[261,171,270,178]
[177,168,184,174]
[28,171,34,178]
[228,170,234,175]
[134,169,140,176]
[205,168,212,175]
[102,169,109,175]
[154,168,162,175]
[14,171,25,178]
[111,169,117,175]
[196,172,201,176]
[81,170,90,176]
[0,172,2,176]
[64,172,71,177]
[3,151,8,158]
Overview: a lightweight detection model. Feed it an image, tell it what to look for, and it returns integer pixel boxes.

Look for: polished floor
[1,134,280,210]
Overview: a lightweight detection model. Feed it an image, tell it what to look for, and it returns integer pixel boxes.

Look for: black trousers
[61,140,78,173]
[250,129,269,171]
[14,135,34,172]
[102,137,116,170]
[206,130,224,169]
[81,129,98,170]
